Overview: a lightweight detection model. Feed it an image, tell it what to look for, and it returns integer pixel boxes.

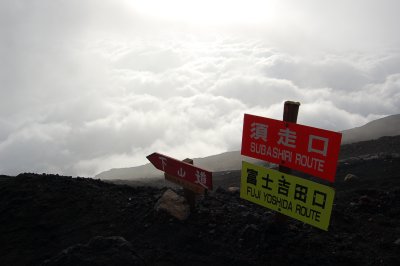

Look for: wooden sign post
[279,101,300,174]
[147,152,213,211]
[181,158,196,210]
[240,101,342,231]
[164,158,198,210]
[276,101,300,223]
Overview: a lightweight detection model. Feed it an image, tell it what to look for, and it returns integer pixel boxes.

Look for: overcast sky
[1,0,399,176]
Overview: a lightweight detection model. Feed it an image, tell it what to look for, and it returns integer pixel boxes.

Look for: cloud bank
[0,0,399,176]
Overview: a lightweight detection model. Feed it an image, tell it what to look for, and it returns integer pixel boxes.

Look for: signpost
[147,152,213,192]
[241,113,342,182]
[241,161,335,231]
[275,101,300,223]
[165,158,200,209]
[240,101,342,230]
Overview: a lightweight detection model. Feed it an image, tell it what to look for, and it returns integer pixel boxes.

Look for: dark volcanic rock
[1,136,400,265]
[0,169,400,265]
[43,236,145,266]
[339,135,400,159]
[0,173,160,265]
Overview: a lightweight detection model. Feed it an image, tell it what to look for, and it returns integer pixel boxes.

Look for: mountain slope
[96,151,265,180]
[96,114,400,180]
[341,114,400,144]
[1,151,400,265]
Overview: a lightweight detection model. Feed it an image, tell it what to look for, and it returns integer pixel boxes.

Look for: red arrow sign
[147,152,213,190]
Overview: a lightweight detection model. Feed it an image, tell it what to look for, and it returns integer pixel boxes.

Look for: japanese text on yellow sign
[240,161,335,231]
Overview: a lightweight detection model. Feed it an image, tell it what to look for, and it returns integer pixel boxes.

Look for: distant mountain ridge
[96,151,265,180]
[96,114,400,180]
[340,114,400,144]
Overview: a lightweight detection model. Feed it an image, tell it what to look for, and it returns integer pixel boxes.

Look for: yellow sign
[240,161,335,231]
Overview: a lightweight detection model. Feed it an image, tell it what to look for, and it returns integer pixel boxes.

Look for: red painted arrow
[147,152,213,190]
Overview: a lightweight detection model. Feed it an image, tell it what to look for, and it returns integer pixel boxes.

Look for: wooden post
[162,156,206,210]
[275,101,300,223]
[182,158,196,211]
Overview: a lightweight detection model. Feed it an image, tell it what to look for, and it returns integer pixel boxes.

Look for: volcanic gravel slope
[1,136,400,265]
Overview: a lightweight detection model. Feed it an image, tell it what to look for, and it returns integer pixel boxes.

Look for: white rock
[227,187,240,193]
[344,174,359,182]
[155,189,190,220]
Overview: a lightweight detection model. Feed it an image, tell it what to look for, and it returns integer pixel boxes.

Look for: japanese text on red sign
[147,152,213,190]
[241,114,342,182]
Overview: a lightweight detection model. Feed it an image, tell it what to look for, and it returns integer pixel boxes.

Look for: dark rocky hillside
[1,136,400,265]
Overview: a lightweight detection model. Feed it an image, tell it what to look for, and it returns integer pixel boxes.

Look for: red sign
[147,152,213,190]
[241,114,342,182]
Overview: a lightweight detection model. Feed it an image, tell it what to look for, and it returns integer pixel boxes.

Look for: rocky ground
[1,136,400,265]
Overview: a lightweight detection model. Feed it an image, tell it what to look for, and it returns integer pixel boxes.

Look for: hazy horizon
[1,0,400,176]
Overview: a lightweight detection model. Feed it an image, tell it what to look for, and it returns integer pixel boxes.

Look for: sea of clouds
[1,0,399,176]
